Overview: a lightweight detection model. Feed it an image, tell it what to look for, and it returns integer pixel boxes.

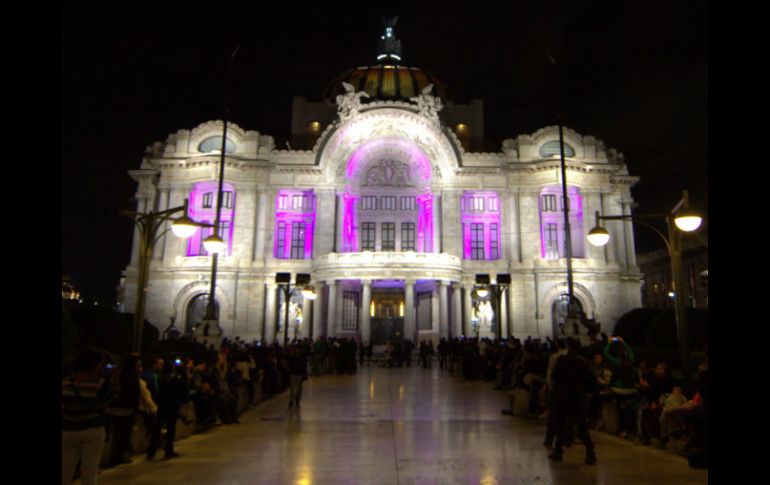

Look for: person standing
[548,338,597,465]
[62,348,111,485]
[146,361,188,460]
[287,344,308,408]
[107,353,142,465]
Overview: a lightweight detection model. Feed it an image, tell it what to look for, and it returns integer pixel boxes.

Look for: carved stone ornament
[336,82,370,121]
[410,84,443,126]
[364,158,414,187]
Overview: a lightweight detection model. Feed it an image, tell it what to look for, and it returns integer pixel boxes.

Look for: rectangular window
[222,191,233,209]
[293,195,303,210]
[362,196,377,210]
[471,223,485,260]
[401,222,415,251]
[342,291,359,330]
[400,196,416,211]
[382,223,395,251]
[472,197,484,212]
[490,223,499,260]
[488,197,498,211]
[542,194,557,212]
[291,222,306,259]
[361,222,376,251]
[381,196,397,210]
[545,223,559,260]
[276,222,286,258]
[278,194,289,210]
[202,192,213,209]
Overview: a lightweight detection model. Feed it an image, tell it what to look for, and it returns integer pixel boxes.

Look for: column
[623,200,638,269]
[162,188,188,264]
[231,185,256,262]
[312,281,325,339]
[584,191,606,263]
[316,189,336,255]
[360,280,372,344]
[501,287,509,338]
[155,188,171,261]
[335,193,344,252]
[452,284,462,338]
[301,293,312,340]
[431,283,440,334]
[463,284,473,337]
[264,282,277,343]
[438,281,449,339]
[507,192,522,263]
[404,278,416,342]
[432,193,441,253]
[326,281,337,337]
[254,189,271,261]
[520,190,541,262]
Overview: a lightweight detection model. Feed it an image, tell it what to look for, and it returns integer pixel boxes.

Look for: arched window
[539,140,575,158]
[186,294,219,334]
[198,136,236,154]
[551,294,584,337]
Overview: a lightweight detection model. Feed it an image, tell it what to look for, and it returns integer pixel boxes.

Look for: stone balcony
[312,251,463,282]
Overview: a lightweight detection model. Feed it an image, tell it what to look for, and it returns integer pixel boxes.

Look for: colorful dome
[325,65,451,104]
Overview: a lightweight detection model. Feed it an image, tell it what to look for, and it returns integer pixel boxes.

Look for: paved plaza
[89,365,707,484]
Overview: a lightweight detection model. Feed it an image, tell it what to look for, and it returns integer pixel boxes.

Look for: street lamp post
[276,273,315,348]
[122,199,208,353]
[197,45,241,342]
[475,274,511,340]
[587,190,703,378]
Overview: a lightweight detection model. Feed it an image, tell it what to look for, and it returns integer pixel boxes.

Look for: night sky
[62,0,707,306]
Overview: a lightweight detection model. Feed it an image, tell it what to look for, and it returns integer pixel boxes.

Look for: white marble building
[120,26,641,346]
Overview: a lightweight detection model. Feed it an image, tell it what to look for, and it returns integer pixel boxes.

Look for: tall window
[274,189,316,259]
[187,182,236,257]
[381,196,397,211]
[361,222,376,251]
[290,222,306,259]
[382,223,396,251]
[542,194,557,212]
[401,222,415,251]
[342,291,359,330]
[362,196,377,210]
[461,191,501,261]
[400,196,416,211]
[490,223,499,260]
[471,223,485,260]
[539,186,585,259]
[544,223,559,260]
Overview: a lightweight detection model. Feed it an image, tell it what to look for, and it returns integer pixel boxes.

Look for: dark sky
[62,0,707,306]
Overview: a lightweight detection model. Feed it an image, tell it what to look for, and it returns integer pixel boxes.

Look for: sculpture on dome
[336,82,369,121]
[410,84,443,126]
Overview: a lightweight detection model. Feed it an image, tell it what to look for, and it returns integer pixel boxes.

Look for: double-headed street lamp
[587,190,703,378]
[122,199,211,353]
[276,273,316,348]
[474,273,511,340]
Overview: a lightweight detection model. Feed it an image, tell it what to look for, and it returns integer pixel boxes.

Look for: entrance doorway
[370,290,405,344]
[186,293,219,334]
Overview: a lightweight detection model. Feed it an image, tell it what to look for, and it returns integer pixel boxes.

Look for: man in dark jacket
[548,338,597,465]
[147,361,188,460]
[287,344,308,408]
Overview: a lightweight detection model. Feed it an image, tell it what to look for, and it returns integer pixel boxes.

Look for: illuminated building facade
[120,25,642,345]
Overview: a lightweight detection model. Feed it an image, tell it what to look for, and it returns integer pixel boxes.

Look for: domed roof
[324,18,451,104]
[324,65,451,103]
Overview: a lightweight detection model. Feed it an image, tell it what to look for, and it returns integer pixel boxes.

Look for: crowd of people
[63,332,707,483]
[426,334,708,468]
